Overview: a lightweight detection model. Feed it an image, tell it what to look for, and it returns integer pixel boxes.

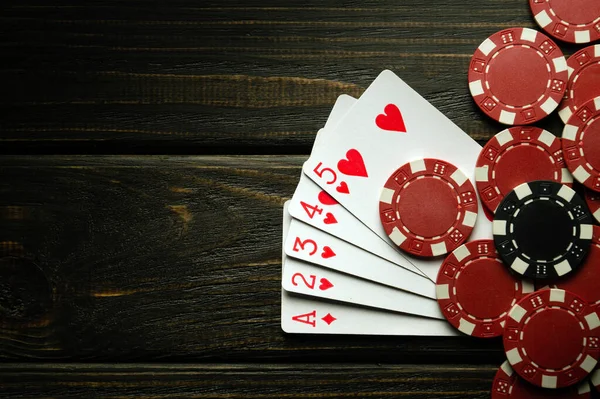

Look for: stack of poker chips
[425,2,600,397]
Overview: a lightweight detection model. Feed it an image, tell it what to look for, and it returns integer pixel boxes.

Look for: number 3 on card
[292,237,336,259]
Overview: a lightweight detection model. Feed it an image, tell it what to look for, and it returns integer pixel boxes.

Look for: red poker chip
[435,239,533,338]
[379,158,478,257]
[475,126,572,213]
[503,288,600,389]
[562,97,600,192]
[468,27,568,125]
[559,45,600,123]
[492,360,591,398]
[529,0,600,44]
[550,226,600,310]
[585,188,600,223]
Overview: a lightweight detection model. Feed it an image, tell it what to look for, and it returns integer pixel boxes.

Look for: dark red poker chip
[435,240,533,338]
[379,158,478,257]
[551,226,600,311]
[585,188,600,223]
[492,360,591,398]
[562,97,600,192]
[475,126,572,213]
[503,288,600,389]
[529,0,600,44]
[468,27,568,125]
[559,45,600,123]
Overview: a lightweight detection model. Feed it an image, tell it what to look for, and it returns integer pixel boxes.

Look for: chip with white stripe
[491,360,591,398]
[529,0,600,45]
[379,158,478,257]
[475,126,572,214]
[557,45,600,123]
[493,180,593,280]
[503,288,600,389]
[585,188,600,224]
[467,27,567,125]
[551,225,600,313]
[562,96,600,193]
[435,239,532,338]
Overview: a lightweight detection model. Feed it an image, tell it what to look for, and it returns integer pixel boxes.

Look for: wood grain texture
[0,0,574,153]
[0,363,497,398]
[0,155,502,362]
[1,2,580,396]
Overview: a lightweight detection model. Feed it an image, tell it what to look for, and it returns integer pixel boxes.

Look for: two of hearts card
[281,70,494,336]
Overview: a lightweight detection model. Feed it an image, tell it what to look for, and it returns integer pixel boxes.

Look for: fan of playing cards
[280,14,600,397]
[281,70,491,335]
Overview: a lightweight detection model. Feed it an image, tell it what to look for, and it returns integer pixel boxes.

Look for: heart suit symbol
[319,278,334,291]
[321,246,336,259]
[375,104,406,133]
[337,149,368,178]
[323,212,337,225]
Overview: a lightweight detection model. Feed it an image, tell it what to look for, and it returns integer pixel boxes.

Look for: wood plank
[0,0,572,153]
[0,363,497,398]
[0,156,502,362]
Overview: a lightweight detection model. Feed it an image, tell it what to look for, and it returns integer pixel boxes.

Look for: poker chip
[529,0,600,44]
[379,158,478,257]
[551,226,600,310]
[492,360,591,398]
[493,180,593,280]
[475,126,572,213]
[504,288,600,389]
[563,97,600,192]
[435,240,533,338]
[558,45,600,123]
[585,188,600,223]
[468,27,567,125]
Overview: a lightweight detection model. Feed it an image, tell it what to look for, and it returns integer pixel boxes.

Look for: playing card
[323,94,357,131]
[293,91,429,280]
[283,200,440,318]
[281,201,456,335]
[311,95,357,153]
[283,245,444,320]
[303,70,492,281]
[281,289,458,335]
[284,218,435,299]
[288,173,427,279]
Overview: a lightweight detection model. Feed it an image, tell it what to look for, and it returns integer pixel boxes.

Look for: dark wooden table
[0,1,585,397]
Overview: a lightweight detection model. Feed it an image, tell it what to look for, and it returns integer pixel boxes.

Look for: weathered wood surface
[0,0,572,154]
[2,1,587,397]
[0,156,502,363]
[0,363,496,398]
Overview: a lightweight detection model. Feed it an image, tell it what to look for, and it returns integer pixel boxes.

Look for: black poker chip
[493,180,594,280]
